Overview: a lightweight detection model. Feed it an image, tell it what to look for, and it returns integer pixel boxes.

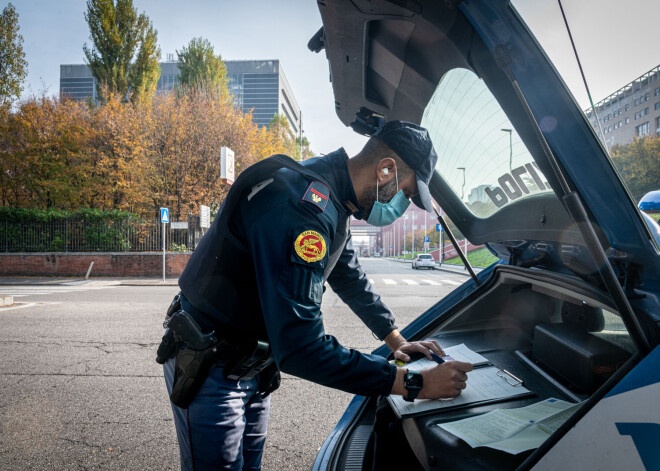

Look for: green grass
[650,213,660,222]
[442,247,499,268]
[387,247,499,268]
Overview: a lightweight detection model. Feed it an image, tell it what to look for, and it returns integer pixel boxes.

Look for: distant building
[60,64,98,101]
[59,59,301,133]
[226,60,301,133]
[585,64,660,148]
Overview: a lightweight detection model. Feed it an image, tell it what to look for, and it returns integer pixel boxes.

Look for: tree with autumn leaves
[0,88,293,218]
[610,137,660,202]
[0,0,309,219]
[83,0,160,103]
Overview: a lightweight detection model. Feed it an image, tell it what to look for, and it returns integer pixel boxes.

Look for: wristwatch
[403,370,423,402]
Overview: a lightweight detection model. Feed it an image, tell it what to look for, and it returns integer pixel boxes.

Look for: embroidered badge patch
[294,230,327,263]
[301,181,329,212]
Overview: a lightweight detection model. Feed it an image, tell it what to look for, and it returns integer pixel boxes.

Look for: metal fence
[0,215,205,252]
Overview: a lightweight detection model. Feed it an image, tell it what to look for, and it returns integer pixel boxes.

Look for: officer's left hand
[393,340,444,363]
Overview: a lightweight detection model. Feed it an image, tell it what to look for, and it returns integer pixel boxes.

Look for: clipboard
[496,369,524,386]
[388,364,533,419]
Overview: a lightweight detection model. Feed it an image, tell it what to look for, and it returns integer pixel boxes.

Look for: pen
[430,352,445,364]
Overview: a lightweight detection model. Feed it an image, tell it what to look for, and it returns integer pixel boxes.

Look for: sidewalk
[0,276,180,286]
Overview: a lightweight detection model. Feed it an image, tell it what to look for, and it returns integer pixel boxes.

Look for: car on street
[412,254,435,270]
[309,1,660,470]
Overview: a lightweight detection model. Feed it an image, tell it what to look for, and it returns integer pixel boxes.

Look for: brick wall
[0,253,191,277]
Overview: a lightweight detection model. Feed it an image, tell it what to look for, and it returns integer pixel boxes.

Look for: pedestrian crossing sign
[160,208,169,223]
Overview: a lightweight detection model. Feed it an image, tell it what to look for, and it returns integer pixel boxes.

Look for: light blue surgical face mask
[366,168,411,227]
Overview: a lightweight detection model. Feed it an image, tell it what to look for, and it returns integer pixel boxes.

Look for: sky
[9,0,660,157]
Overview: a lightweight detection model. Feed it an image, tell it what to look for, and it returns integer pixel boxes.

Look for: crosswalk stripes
[420,279,440,286]
[440,279,461,286]
[366,277,462,286]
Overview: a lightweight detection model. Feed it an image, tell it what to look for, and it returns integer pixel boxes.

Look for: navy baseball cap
[374,120,438,212]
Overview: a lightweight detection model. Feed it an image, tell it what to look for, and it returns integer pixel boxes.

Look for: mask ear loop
[376,176,379,203]
[395,166,399,191]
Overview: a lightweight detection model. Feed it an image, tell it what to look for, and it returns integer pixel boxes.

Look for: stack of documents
[437,398,581,454]
[388,344,532,418]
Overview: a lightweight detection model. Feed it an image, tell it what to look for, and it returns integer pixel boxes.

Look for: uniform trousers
[164,357,271,470]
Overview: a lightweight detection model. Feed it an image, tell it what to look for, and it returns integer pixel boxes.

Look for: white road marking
[382,279,397,285]
[4,292,52,296]
[420,279,440,286]
[401,279,418,285]
[0,285,117,298]
[440,279,461,285]
[0,302,37,311]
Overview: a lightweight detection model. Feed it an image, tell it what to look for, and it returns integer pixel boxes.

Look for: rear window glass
[421,68,554,218]
[419,255,433,259]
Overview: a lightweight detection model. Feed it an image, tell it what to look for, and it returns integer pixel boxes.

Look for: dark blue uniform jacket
[180,150,398,397]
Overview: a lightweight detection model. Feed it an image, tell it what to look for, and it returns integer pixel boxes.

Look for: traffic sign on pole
[160,208,168,281]
[200,205,210,229]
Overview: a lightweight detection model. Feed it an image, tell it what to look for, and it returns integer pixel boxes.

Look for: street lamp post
[424,211,427,253]
[457,167,467,258]
[501,128,512,172]
[411,208,415,259]
[299,110,304,160]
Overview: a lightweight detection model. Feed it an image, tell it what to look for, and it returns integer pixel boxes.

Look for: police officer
[163,121,473,470]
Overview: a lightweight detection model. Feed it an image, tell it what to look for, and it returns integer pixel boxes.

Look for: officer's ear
[376,158,396,184]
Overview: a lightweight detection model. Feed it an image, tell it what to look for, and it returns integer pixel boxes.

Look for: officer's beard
[357,178,399,220]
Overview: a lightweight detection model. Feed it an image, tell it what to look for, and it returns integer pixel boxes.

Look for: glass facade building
[60,59,301,133]
[60,64,97,101]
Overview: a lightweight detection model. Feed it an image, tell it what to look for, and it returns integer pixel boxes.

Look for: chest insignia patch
[302,181,330,212]
[294,230,327,263]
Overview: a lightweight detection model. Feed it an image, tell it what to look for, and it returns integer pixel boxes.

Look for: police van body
[309,0,660,470]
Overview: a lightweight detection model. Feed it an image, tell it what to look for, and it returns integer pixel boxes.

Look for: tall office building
[60,64,98,101]
[60,59,301,134]
[585,64,660,148]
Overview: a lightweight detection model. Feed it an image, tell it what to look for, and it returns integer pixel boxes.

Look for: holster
[169,343,225,409]
[257,362,281,398]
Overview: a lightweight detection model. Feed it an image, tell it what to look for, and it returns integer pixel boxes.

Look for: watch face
[405,372,423,389]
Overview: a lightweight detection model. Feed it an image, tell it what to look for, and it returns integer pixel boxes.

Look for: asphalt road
[0,258,471,470]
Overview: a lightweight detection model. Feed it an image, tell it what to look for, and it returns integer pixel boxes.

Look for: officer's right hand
[419,361,473,399]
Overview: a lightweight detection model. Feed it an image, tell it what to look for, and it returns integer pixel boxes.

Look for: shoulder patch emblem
[302,181,329,212]
[294,230,327,263]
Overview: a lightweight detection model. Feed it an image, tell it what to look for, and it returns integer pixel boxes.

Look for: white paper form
[388,361,532,418]
[437,398,582,454]
[442,343,490,366]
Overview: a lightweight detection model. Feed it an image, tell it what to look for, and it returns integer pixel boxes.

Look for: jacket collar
[302,148,363,216]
